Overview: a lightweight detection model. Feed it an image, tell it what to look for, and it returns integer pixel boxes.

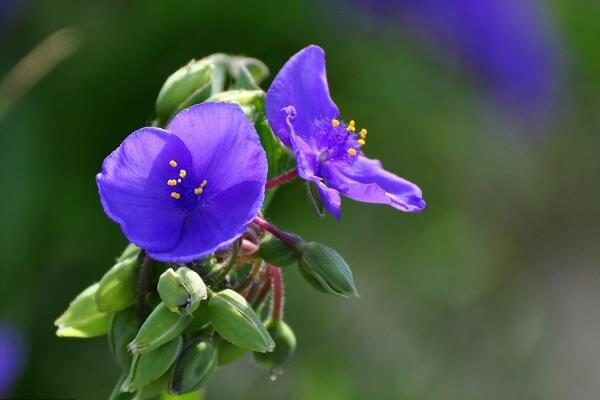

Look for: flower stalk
[135,253,154,320]
[253,216,301,250]
[265,168,298,190]
[269,266,284,321]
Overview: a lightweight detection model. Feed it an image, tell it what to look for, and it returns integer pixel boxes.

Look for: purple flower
[97,103,267,262]
[0,323,26,397]
[266,45,425,219]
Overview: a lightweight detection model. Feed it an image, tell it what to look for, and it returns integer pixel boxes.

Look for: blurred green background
[1,0,599,399]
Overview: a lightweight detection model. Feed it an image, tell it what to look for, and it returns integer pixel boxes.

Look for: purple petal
[324,156,425,212]
[314,180,342,219]
[97,128,190,252]
[148,180,265,262]
[166,103,267,195]
[266,45,339,147]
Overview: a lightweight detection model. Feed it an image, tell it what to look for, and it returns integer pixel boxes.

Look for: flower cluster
[56,47,425,397]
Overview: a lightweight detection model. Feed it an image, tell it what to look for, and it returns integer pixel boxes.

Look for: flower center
[311,117,367,165]
[166,159,207,210]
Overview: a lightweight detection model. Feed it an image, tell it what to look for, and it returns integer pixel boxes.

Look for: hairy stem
[269,266,284,321]
[265,169,298,190]
[253,216,301,250]
[135,252,154,320]
[251,269,273,309]
[236,259,263,293]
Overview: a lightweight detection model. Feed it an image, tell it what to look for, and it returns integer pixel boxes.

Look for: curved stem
[206,239,240,284]
[135,252,154,320]
[265,169,298,190]
[269,266,284,321]
[253,216,301,250]
[251,269,273,309]
[236,259,263,293]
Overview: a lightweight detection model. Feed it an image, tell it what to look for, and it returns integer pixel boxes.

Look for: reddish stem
[135,253,154,320]
[265,169,298,190]
[253,216,301,250]
[251,270,273,308]
[269,265,284,321]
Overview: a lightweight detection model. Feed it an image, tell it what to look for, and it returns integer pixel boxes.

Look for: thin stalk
[206,240,240,284]
[265,169,298,190]
[269,266,284,321]
[135,252,154,320]
[253,216,301,250]
[251,270,273,309]
[236,259,263,293]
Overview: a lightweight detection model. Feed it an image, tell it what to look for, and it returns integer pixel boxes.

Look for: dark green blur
[1,0,599,399]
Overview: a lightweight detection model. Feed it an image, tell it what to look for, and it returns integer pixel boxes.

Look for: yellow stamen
[331,119,340,127]
[194,187,203,195]
[200,180,208,187]
[179,169,187,178]
[360,129,368,138]
[348,125,356,132]
[347,148,357,156]
[170,192,181,199]
[357,139,366,146]
[169,160,177,167]
[167,179,177,186]
[348,120,356,127]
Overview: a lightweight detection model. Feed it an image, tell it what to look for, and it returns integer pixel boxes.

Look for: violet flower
[97,103,267,262]
[266,45,425,219]
[0,322,26,397]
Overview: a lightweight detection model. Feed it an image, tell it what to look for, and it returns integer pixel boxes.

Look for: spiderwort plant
[54,48,425,398]
[266,45,425,218]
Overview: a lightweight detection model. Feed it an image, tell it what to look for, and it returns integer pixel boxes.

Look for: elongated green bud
[184,300,210,335]
[258,234,302,267]
[253,319,297,368]
[156,59,213,126]
[216,340,247,366]
[108,308,139,369]
[118,243,141,262]
[132,371,170,400]
[158,267,207,316]
[129,302,191,354]
[122,335,183,392]
[169,338,217,394]
[109,373,135,400]
[55,283,111,338]
[297,242,359,297]
[96,256,139,313]
[208,289,274,353]
[207,90,265,122]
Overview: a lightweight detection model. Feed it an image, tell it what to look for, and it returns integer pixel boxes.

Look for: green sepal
[258,234,302,267]
[54,282,111,338]
[158,267,207,316]
[129,302,191,354]
[96,256,139,313]
[216,339,247,366]
[133,371,171,400]
[122,335,183,392]
[108,307,140,369]
[183,300,210,335]
[109,373,135,400]
[208,289,274,353]
[253,319,297,368]
[169,338,217,395]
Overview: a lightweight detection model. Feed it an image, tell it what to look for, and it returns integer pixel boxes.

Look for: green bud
[253,319,297,369]
[169,338,217,395]
[122,335,183,392]
[96,256,139,313]
[207,90,265,122]
[158,267,207,316]
[129,302,191,354]
[109,373,135,400]
[133,371,170,400]
[55,283,111,338]
[118,243,141,262]
[216,340,247,366]
[184,300,210,334]
[156,59,213,126]
[297,242,359,297]
[208,289,275,353]
[258,234,302,267]
[108,307,139,369]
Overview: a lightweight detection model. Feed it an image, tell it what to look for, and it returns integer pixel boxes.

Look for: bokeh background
[1,0,599,399]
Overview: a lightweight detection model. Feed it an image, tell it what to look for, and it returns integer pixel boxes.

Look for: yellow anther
[194,187,203,195]
[331,119,340,127]
[360,129,368,138]
[348,120,356,126]
[179,169,187,178]
[347,148,357,156]
[357,139,366,146]
[169,160,177,167]
[200,180,208,187]
[170,192,181,199]
[348,125,356,132]
[167,179,177,186]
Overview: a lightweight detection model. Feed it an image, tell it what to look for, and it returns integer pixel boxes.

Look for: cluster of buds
[56,44,426,398]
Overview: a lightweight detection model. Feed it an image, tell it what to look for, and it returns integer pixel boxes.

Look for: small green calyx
[54,282,111,338]
[157,267,207,316]
[169,338,217,395]
[253,319,297,369]
[108,308,139,370]
[128,302,191,354]
[297,242,359,297]
[208,289,275,353]
[258,234,302,267]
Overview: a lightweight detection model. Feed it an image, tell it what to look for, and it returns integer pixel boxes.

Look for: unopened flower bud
[216,340,247,366]
[155,59,213,126]
[253,319,296,368]
[118,243,141,262]
[108,308,139,369]
[128,302,191,354]
[169,338,217,395]
[184,299,210,335]
[258,234,302,267]
[158,267,207,316]
[208,289,275,353]
[132,371,170,400]
[297,242,358,297]
[207,90,265,122]
[95,256,139,313]
[122,335,183,392]
[54,283,111,338]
